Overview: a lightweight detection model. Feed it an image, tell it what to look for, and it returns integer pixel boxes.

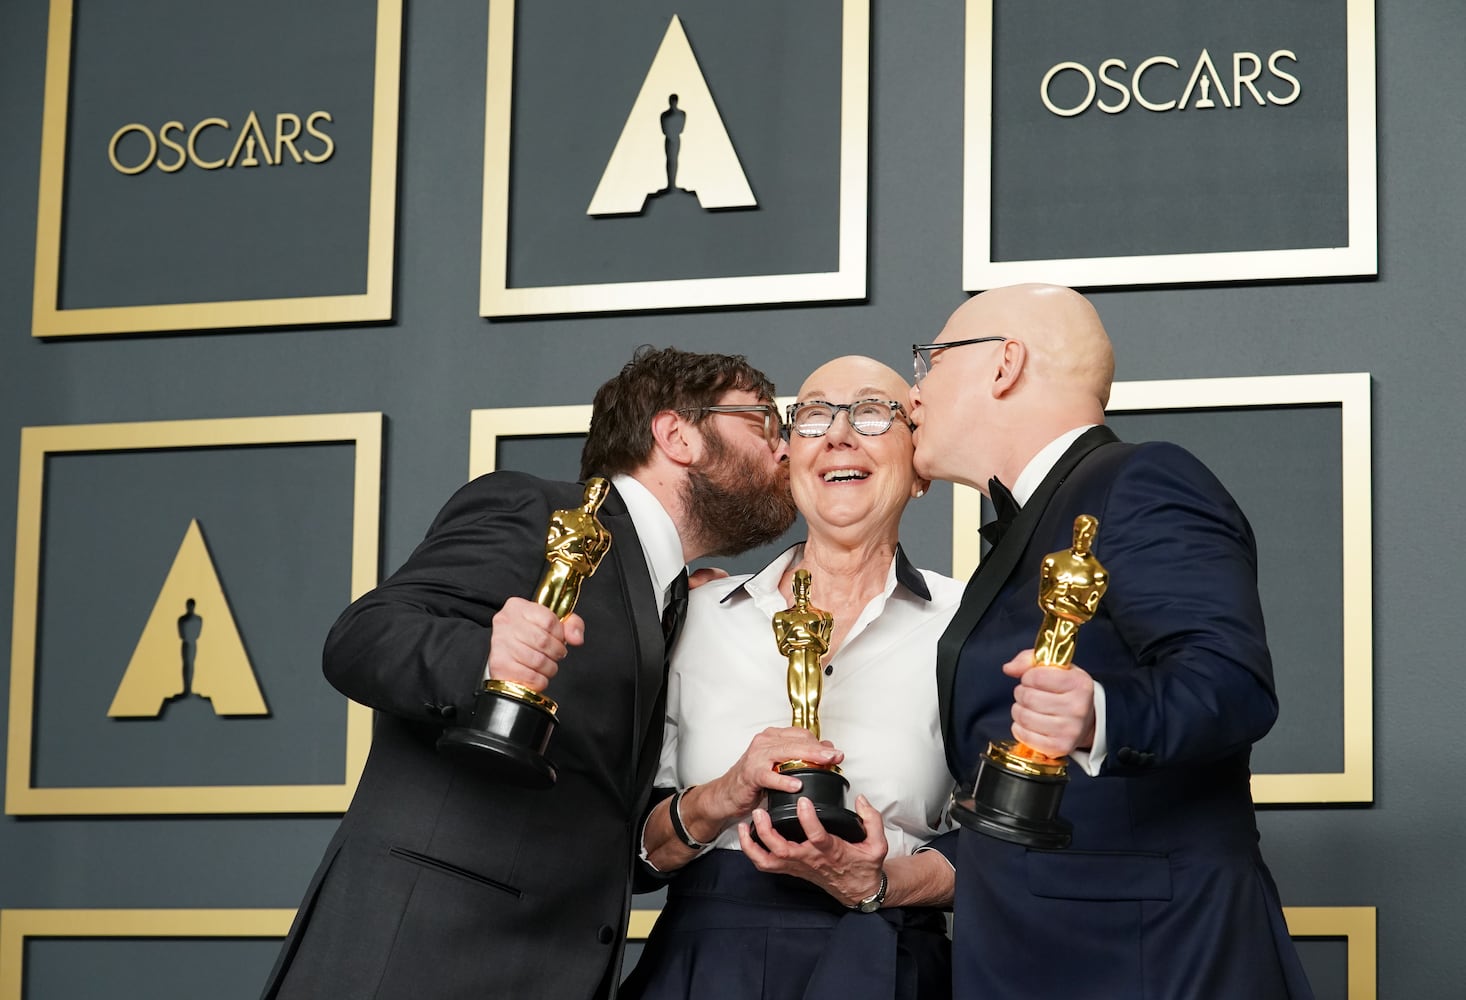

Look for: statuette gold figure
[534,477,614,620]
[954,514,1109,849]
[764,568,864,843]
[437,477,615,789]
[1033,514,1108,667]
[773,568,835,739]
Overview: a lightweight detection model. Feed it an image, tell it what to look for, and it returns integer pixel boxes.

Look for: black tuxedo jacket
[262,472,669,1000]
[939,427,1313,998]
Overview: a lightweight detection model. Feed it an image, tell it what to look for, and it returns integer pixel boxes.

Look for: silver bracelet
[669,786,707,850]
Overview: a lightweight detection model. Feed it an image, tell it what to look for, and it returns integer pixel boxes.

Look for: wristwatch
[853,869,888,913]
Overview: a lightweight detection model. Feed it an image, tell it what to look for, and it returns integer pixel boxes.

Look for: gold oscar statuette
[437,478,614,789]
[763,569,865,843]
[953,514,1108,849]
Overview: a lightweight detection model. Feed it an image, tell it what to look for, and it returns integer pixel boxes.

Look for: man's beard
[683,429,797,558]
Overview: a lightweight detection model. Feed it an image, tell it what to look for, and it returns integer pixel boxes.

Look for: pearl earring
[915,488,926,498]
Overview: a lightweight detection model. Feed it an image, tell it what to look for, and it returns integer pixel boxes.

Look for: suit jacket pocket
[388,846,523,899]
[1025,849,1172,901]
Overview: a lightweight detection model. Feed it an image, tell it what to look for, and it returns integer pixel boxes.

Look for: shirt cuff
[637,808,669,873]
[637,790,714,875]
[913,844,957,873]
[1069,680,1108,777]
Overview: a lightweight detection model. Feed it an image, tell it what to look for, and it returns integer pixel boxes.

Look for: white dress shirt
[654,543,963,858]
[611,473,686,612]
[1007,424,1108,774]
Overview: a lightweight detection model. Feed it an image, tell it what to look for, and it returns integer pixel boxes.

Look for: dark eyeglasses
[679,404,784,450]
[912,336,1008,384]
[785,399,912,438]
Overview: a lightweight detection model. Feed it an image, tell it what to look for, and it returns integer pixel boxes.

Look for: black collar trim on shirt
[720,543,802,604]
[719,542,932,604]
[893,545,931,601]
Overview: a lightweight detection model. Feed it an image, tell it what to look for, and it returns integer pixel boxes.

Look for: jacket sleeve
[1088,443,1280,774]
[322,472,549,725]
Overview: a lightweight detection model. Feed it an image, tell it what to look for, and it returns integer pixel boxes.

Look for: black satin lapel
[601,507,663,726]
[935,426,1121,758]
[598,497,664,807]
[979,426,1120,594]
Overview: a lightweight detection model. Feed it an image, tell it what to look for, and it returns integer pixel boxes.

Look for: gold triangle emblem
[587,15,757,215]
[107,519,269,718]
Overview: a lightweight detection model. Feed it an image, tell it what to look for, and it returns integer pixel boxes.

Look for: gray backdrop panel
[59,0,378,307]
[26,938,285,1000]
[33,444,355,787]
[508,0,843,286]
[991,0,1350,261]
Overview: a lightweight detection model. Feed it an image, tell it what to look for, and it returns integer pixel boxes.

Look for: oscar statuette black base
[951,745,1072,849]
[766,766,866,843]
[436,685,558,790]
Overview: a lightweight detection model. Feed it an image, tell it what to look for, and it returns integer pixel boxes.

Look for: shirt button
[597,925,615,944]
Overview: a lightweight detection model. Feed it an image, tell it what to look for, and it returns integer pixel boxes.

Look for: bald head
[944,283,1114,407]
[798,355,911,403]
[910,284,1114,490]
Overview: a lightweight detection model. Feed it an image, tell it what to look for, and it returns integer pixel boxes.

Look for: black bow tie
[978,477,1020,546]
[662,569,690,650]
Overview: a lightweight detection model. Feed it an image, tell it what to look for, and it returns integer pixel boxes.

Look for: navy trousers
[621,851,951,1000]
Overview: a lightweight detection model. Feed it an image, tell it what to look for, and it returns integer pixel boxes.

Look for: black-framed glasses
[785,399,912,438]
[679,404,784,450]
[912,336,1008,384]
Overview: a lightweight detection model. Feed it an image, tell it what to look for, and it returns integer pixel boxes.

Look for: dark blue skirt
[620,851,951,1000]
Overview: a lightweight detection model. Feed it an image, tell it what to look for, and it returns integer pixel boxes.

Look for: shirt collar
[1011,424,1098,507]
[722,542,933,604]
[611,473,685,605]
[722,543,802,605]
[892,545,932,601]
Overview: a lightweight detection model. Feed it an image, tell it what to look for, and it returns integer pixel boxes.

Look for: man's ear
[651,409,698,467]
[991,339,1027,398]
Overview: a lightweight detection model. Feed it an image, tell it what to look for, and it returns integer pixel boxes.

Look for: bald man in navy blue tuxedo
[908,285,1312,998]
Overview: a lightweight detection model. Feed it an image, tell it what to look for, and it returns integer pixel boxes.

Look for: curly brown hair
[579,346,776,480]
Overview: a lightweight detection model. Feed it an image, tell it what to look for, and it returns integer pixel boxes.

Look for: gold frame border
[31,0,403,337]
[962,0,1378,289]
[469,404,594,477]
[6,414,382,815]
[0,905,1374,994]
[0,908,297,1000]
[479,0,870,317]
[627,909,659,943]
[1283,906,1378,1000]
[953,373,1372,804]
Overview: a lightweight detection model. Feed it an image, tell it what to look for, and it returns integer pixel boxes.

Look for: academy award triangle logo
[107,519,269,718]
[587,15,757,216]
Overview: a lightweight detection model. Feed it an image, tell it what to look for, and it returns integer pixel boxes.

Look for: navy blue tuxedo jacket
[938,427,1312,998]
[263,472,668,1000]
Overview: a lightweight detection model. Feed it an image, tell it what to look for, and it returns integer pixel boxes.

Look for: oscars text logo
[108,519,269,718]
[1040,49,1301,117]
[107,110,336,175]
[588,16,756,216]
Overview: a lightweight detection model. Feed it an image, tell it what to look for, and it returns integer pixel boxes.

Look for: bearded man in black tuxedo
[263,346,797,1000]
[909,285,1313,999]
